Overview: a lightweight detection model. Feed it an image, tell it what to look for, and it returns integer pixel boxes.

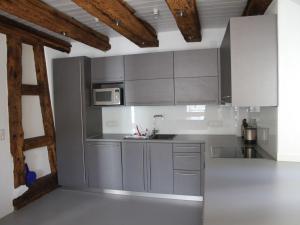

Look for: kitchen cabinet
[125,52,173,80]
[85,142,122,190]
[175,77,218,104]
[174,170,201,196]
[125,79,175,106]
[147,143,173,194]
[122,142,174,194]
[220,15,278,106]
[173,143,203,196]
[174,49,219,78]
[122,142,146,192]
[53,57,102,188]
[91,56,124,83]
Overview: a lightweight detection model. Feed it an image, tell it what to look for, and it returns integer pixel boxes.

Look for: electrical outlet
[0,129,5,141]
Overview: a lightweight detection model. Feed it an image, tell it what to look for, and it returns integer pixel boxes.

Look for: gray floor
[0,189,202,225]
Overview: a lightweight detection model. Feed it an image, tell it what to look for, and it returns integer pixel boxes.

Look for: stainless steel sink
[150,134,176,140]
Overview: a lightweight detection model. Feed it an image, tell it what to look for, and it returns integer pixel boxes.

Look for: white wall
[69,28,225,57]
[277,0,300,162]
[0,34,14,219]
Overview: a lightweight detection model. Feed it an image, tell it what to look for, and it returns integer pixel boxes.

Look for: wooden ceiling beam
[0,15,71,53]
[165,0,202,42]
[0,0,110,51]
[72,0,159,48]
[243,0,273,16]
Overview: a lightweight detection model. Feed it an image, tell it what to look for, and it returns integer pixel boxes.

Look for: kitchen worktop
[203,158,300,225]
[86,133,207,144]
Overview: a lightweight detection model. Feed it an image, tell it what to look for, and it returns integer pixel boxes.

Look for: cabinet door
[122,142,146,192]
[53,57,86,187]
[175,77,218,104]
[174,49,218,78]
[230,15,278,106]
[125,79,175,106]
[85,142,123,190]
[174,170,201,196]
[91,56,124,83]
[125,52,173,80]
[147,143,173,194]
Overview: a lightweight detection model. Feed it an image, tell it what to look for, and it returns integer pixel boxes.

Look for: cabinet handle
[175,172,198,176]
[175,155,199,158]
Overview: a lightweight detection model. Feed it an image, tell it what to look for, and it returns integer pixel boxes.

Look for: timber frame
[243,0,273,16]
[165,0,202,42]
[5,16,61,209]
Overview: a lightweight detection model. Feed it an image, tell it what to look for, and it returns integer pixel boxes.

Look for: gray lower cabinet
[148,143,173,194]
[174,170,201,196]
[175,77,218,104]
[174,49,219,78]
[91,56,124,83]
[122,142,174,194]
[125,52,173,80]
[125,79,175,106]
[85,142,123,190]
[122,142,146,192]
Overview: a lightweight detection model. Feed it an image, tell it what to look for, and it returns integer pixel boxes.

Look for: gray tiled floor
[0,189,202,225]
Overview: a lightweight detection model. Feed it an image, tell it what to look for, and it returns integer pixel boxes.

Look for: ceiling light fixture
[153,8,159,19]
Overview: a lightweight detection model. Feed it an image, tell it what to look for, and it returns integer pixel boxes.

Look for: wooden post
[33,44,57,174]
[6,36,25,188]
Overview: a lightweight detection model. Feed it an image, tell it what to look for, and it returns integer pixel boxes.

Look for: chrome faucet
[152,114,164,136]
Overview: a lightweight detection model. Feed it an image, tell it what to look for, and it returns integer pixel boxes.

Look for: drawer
[174,153,201,171]
[173,144,201,153]
[174,170,201,196]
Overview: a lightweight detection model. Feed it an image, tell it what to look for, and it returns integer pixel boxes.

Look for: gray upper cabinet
[125,52,173,80]
[125,79,175,106]
[221,15,278,106]
[91,56,124,83]
[53,57,102,188]
[85,142,123,190]
[175,77,218,104]
[122,142,146,192]
[147,143,173,194]
[174,49,219,78]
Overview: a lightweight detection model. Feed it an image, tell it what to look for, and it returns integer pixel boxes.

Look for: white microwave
[93,88,122,106]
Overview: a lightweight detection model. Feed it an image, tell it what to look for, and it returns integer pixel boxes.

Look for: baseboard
[62,187,203,202]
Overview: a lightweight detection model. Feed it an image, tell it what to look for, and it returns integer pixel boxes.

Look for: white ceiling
[42,0,247,37]
[0,0,247,42]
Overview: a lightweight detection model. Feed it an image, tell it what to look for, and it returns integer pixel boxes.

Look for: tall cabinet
[220,15,278,106]
[53,57,102,188]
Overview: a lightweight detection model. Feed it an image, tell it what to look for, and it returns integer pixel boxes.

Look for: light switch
[0,129,5,141]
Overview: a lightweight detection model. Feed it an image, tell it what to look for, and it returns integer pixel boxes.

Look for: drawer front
[173,144,201,153]
[174,170,201,196]
[174,153,201,171]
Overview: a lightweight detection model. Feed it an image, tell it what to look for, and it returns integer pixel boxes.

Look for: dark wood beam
[13,174,58,210]
[0,0,110,51]
[7,36,26,188]
[72,0,159,47]
[24,136,53,151]
[165,0,202,42]
[0,15,71,53]
[33,44,57,174]
[243,0,273,16]
[21,85,41,96]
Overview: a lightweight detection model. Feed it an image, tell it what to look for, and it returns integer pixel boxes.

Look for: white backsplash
[102,105,249,135]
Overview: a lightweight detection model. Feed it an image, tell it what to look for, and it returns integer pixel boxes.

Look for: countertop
[86,133,207,144]
[203,158,300,225]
